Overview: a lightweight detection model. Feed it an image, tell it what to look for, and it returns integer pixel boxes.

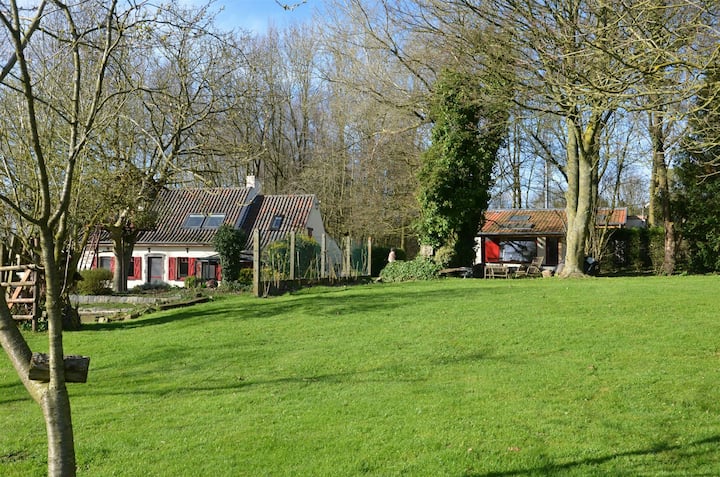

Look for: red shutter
[133,257,142,278]
[110,257,116,272]
[91,255,97,269]
[168,257,177,280]
[189,258,197,277]
[216,262,222,281]
[485,239,500,262]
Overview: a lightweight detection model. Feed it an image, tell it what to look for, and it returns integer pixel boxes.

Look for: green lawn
[1,276,720,476]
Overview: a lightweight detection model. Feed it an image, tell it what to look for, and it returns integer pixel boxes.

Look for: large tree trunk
[107,224,139,293]
[648,111,676,274]
[561,119,593,276]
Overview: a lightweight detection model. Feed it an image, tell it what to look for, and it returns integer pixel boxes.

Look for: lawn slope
[1,276,719,476]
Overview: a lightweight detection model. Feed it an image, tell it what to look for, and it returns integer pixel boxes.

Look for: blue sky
[183,0,319,34]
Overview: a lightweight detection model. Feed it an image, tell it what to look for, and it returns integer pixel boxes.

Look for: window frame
[183,214,205,228]
[270,215,284,230]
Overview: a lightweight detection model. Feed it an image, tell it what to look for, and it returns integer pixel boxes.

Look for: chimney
[246,175,261,193]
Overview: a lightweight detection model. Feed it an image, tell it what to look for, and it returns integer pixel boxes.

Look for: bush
[130,282,171,293]
[379,257,441,283]
[184,276,201,289]
[237,268,253,285]
[218,280,250,293]
[77,268,113,295]
[213,224,247,281]
[359,246,407,277]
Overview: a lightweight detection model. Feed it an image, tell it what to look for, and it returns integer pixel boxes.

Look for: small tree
[212,224,247,282]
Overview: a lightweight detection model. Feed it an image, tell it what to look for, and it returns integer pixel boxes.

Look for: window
[98,257,112,270]
[509,215,531,222]
[499,240,537,262]
[178,257,189,278]
[126,257,138,279]
[200,259,219,280]
[183,214,204,228]
[203,214,225,228]
[148,256,164,283]
[183,213,226,229]
[270,215,284,230]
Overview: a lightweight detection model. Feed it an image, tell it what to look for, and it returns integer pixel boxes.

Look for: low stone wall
[70,294,178,305]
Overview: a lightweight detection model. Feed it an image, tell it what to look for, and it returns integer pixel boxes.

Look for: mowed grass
[1,276,720,476]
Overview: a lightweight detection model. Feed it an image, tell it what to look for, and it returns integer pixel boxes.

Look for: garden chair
[515,256,544,278]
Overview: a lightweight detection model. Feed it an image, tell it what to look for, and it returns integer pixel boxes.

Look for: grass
[1,275,720,476]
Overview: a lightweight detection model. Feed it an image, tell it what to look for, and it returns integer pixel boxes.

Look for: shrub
[218,280,250,293]
[237,268,253,285]
[130,282,171,293]
[363,246,407,277]
[213,224,247,281]
[77,268,113,295]
[184,275,201,289]
[379,257,441,283]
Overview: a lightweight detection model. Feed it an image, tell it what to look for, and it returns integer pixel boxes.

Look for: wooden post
[289,231,296,281]
[252,229,260,297]
[367,237,372,277]
[343,236,351,277]
[321,234,327,279]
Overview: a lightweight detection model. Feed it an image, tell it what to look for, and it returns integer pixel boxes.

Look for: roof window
[270,215,284,230]
[183,213,226,229]
[203,214,225,228]
[183,214,205,228]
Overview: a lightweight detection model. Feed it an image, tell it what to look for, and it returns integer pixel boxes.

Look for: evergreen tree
[416,69,506,266]
[213,225,247,282]
[675,66,720,272]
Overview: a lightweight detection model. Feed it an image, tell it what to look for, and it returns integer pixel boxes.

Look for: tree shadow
[466,435,720,477]
[80,284,480,331]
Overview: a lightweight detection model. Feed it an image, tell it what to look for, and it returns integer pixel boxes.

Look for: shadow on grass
[467,435,720,477]
[81,283,486,331]
[74,363,431,400]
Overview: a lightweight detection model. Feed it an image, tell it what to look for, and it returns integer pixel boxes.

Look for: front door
[148,256,164,283]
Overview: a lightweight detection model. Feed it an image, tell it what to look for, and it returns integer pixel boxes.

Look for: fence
[251,230,372,297]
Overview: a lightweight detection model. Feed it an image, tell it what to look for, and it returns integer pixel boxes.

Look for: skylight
[183,213,226,229]
[203,214,225,228]
[270,215,284,230]
[183,214,204,228]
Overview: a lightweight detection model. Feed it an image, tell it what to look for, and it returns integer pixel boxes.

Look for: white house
[84,179,341,288]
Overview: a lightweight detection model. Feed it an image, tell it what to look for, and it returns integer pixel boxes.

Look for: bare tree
[98,3,243,291]
[0,1,148,474]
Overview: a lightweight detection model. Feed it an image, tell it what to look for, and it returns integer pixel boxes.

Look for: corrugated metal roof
[480,208,627,236]
[136,188,254,245]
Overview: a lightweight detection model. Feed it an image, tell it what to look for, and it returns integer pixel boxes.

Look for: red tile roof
[136,188,254,245]
[480,208,627,236]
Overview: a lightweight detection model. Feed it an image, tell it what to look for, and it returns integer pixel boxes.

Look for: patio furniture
[515,256,544,278]
[484,263,510,279]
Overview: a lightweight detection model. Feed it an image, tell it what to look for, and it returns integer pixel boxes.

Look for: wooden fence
[0,242,42,331]
[252,230,372,297]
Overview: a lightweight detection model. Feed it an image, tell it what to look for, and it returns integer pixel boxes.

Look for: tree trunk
[649,111,675,274]
[108,225,139,293]
[40,229,77,476]
[561,120,591,276]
